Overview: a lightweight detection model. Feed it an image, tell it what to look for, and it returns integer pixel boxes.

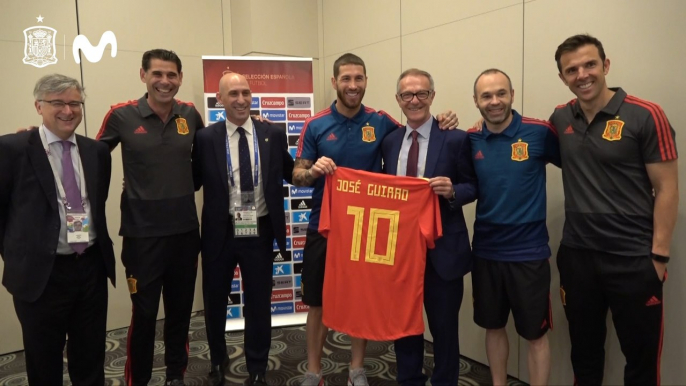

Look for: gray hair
[33,74,85,100]
[396,68,434,94]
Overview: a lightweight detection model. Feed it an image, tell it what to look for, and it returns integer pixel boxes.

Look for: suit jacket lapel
[424,118,444,178]
[387,130,403,175]
[254,119,271,191]
[213,122,230,196]
[27,130,58,210]
[76,136,98,208]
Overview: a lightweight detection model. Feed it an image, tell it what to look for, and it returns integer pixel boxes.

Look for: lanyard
[225,124,259,188]
[39,126,88,209]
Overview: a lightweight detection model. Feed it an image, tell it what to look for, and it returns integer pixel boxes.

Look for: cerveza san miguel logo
[22,15,117,68]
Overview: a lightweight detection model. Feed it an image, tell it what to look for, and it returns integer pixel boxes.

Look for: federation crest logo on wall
[23,26,58,68]
[361,123,376,143]
[176,117,189,135]
[511,139,529,161]
[602,119,624,141]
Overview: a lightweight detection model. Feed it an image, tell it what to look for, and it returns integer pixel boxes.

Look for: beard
[336,87,365,110]
[479,104,512,126]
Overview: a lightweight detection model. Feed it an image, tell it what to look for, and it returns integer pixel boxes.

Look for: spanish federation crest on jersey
[511,139,529,161]
[176,117,189,135]
[23,26,58,68]
[361,123,376,143]
[602,119,624,141]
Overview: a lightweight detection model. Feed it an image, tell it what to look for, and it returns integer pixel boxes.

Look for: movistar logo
[73,31,117,64]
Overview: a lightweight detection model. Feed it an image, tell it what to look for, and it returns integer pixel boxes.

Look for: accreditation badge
[233,204,259,237]
[66,213,90,244]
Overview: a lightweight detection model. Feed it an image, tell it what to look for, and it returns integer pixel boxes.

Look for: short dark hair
[554,34,606,73]
[142,49,182,73]
[333,53,366,79]
[473,68,512,96]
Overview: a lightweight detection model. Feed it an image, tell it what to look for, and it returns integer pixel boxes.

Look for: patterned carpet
[0,312,526,385]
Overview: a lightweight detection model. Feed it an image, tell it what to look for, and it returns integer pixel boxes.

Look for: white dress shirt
[40,125,95,254]
[397,116,433,177]
[225,118,267,216]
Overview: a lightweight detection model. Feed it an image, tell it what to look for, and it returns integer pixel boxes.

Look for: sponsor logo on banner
[273,238,292,250]
[261,97,286,108]
[231,280,240,292]
[207,96,223,108]
[291,199,312,210]
[295,275,302,288]
[293,263,303,274]
[289,148,297,159]
[273,251,292,262]
[283,200,289,211]
[295,301,310,313]
[286,225,291,236]
[226,305,241,319]
[271,302,294,315]
[293,211,311,223]
[228,293,241,305]
[285,212,291,223]
[234,267,240,278]
[271,289,294,302]
[288,135,300,147]
[273,264,292,276]
[287,97,312,109]
[295,289,302,299]
[290,187,314,197]
[272,276,293,289]
[291,225,307,237]
[209,108,226,122]
[292,237,307,249]
[251,97,260,108]
[293,249,304,261]
[262,110,287,121]
[288,123,304,134]
[288,110,311,121]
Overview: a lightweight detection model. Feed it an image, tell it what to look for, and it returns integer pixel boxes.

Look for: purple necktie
[61,141,87,254]
[405,130,419,177]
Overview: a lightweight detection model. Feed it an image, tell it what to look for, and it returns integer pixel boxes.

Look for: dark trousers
[557,244,665,386]
[203,215,274,375]
[13,245,108,386]
[122,230,200,385]
[395,257,464,386]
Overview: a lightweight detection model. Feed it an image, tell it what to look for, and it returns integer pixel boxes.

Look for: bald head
[216,72,252,126]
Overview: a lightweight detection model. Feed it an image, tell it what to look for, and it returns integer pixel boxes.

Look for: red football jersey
[319,167,442,340]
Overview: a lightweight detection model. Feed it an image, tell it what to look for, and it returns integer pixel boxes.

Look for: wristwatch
[651,253,670,263]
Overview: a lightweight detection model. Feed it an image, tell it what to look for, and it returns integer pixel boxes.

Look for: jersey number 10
[346,206,400,266]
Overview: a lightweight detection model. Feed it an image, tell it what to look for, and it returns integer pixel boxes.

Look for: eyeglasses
[38,100,84,110]
[398,90,433,102]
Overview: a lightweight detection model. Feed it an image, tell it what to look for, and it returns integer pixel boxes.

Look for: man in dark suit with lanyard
[194,72,294,386]
[0,74,115,385]
[381,68,477,386]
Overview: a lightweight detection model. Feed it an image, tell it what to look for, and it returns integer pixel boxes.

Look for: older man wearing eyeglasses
[0,73,115,385]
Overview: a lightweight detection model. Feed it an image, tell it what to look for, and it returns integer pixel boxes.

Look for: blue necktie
[237,127,254,193]
[61,141,87,254]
